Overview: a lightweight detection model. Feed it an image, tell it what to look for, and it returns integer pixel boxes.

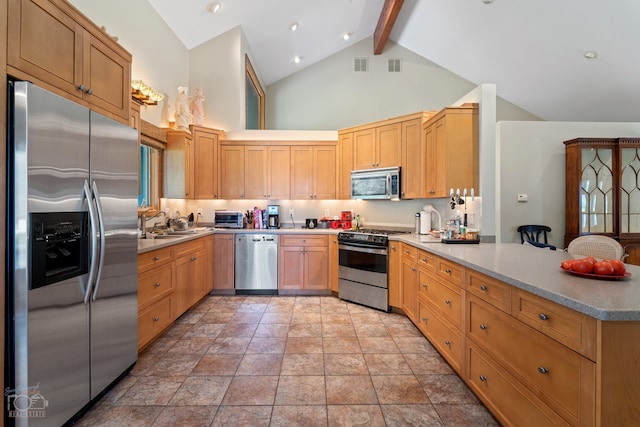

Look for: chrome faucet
[140,210,166,238]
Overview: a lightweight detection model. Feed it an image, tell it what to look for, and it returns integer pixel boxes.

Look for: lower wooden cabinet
[174,238,208,314]
[400,244,418,322]
[213,234,235,291]
[417,296,464,374]
[278,235,329,291]
[138,295,173,352]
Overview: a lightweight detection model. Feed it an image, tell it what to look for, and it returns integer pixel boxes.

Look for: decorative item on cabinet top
[131,80,164,106]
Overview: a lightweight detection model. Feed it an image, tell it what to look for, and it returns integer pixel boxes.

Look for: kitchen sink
[147,234,182,239]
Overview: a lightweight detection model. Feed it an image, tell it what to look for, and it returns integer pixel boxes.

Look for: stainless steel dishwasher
[235,234,279,294]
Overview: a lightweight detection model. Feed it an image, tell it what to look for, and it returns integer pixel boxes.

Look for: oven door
[338,243,388,288]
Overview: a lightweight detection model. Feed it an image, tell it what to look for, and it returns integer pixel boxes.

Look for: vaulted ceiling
[147,0,640,122]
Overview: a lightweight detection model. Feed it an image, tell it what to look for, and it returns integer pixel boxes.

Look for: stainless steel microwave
[350,167,401,200]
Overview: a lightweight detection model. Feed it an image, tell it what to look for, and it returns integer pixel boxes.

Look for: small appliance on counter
[305,218,318,229]
[214,210,245,228]
[267,205,280,229]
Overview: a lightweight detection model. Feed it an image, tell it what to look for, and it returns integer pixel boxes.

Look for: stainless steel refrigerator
[6,81,138,426]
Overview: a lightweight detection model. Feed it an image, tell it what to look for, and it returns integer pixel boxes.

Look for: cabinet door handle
[445,269,452,274]
[539,313,549,321]
[421,283,427,288]
[480,285,488,291]
[154,282,161,288]
[391,245,396,251]
[153,316,159,322]
[191,256,197,261]
[480,324,488,330]
[538,366,549,374]
[86,88,93,95]
[422,257,427,263]
[78,84,85,91]
[444,340,451,346]
[422,317,427,322]
[445,299,451,305]
[479,375,487,382]
[154,256,160,261]
[412,267,417,272]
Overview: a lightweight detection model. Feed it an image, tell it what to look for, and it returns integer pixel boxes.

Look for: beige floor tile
[281,353,325,375]
[87,405,163,426]
[191,354,242,376]
[270,405,328,427]
[326,375,378,405]
[404,353,454,375]
[417,374,480,404]
[287,322,322,337]
[236,354,283,375]
[207,337,251,354]
[254,323,290,338]
[327,404,387,427]
[182,323,225,339]
[322,323,357,337]
[143,353,201,377]
[166,337,215,355]
[211,405,272,427]
[433,403,500,426]
[260,311,293,324]
[290,311,323,323]
[221,376,279,406]
[359,336,400,353]
[393,336,439,354]
[168,376,232,405]
[380,404,444,426]
[217,322,258,338]
[354,323,391,337]
[371,375,429,404]
[364,353,413,375]
[246,337,287,353]
[274,375,326,405]
[323,336,362,353]
[116,376,185,406]
[285,337,324,353]
[324,353,369,376]
[153,405,218,427]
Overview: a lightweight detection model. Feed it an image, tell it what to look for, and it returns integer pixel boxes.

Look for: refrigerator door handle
[83,180,99,304]
[91,181,106,301]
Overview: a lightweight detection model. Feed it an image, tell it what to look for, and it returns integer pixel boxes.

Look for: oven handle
[339,243,388,255]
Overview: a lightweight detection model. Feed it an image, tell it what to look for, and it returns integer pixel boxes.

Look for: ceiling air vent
[354,57,368,72]
[388,58,401,73]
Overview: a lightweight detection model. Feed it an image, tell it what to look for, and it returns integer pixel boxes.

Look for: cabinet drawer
[417,249,437,274]
[419,271,463,329]
[418,297,463,374]
[138,263,173,309]
[401,244,417,262]
[138,247,174,274]
[466,270,511,313]
[467,295,595,425]
[281,234,328,247]
[138,295,173,350]
[466,341,571,427]
[511,288,597,361]
[437,258,464,288]
[175,237,206,258]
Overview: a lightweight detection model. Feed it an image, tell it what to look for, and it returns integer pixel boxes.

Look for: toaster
[214,211,245,228]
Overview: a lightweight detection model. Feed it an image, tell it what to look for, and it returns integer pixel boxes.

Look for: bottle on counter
[415,213,420,234]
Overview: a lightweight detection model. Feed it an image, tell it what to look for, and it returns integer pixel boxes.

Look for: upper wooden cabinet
[564,137,640,264]
[7,0,132,123]
[219,144,291,200]
[423,104,479,198]
[291,145,337,200]
[338,132,353,200]
[165,126,225,199]
[353,123,401,170]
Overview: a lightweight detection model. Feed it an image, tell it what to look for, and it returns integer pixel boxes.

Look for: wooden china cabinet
[564,137,640,264]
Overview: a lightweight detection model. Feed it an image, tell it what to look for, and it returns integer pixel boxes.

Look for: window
[245,55,265,129]
[138,143,162,209]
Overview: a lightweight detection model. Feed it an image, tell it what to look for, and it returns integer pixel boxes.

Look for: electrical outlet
[324,209,330,217]
[197,208,203,215]
[289,209,294,217]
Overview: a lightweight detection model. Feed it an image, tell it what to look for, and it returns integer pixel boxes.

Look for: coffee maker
[267,205,280,229]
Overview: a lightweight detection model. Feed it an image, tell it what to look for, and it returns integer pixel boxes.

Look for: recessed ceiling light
[293,56,301,64]
[584,51,597,59]
[289,22,298,32]
[207,2,221,13]
[343,33,350,41]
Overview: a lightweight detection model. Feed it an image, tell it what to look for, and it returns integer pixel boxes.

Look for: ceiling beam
[373,0,404,55]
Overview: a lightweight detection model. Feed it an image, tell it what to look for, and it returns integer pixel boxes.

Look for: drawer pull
[154,256,160,261]
[445,299,451,305]
[412,267,417,272]
[538,366,549,374]
[422,257,427,263]
[421,283,427,288]
[153,316,159,322]
[445,269,451,274]
[480,324,488,330]
[154,282,161,288]
[480,285,488,291]
[422,317,428,322]
[479,375,487,382]
[191,256,197,261]
[538,313,549,321]
[444,340,451,346]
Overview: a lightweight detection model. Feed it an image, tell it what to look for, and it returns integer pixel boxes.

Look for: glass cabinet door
[620,147,640,233]
[580,147,613,234]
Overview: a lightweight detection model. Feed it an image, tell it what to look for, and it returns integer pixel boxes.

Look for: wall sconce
[131,80,164,106]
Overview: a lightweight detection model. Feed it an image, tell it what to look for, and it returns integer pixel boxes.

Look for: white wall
[497,121,640,248]
[68,0,189,127]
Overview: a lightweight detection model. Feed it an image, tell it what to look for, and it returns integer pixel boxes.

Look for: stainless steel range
[338,228,408,311]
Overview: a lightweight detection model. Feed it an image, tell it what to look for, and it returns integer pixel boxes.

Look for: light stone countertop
[137,227,341,254]
[392,234,640,321]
